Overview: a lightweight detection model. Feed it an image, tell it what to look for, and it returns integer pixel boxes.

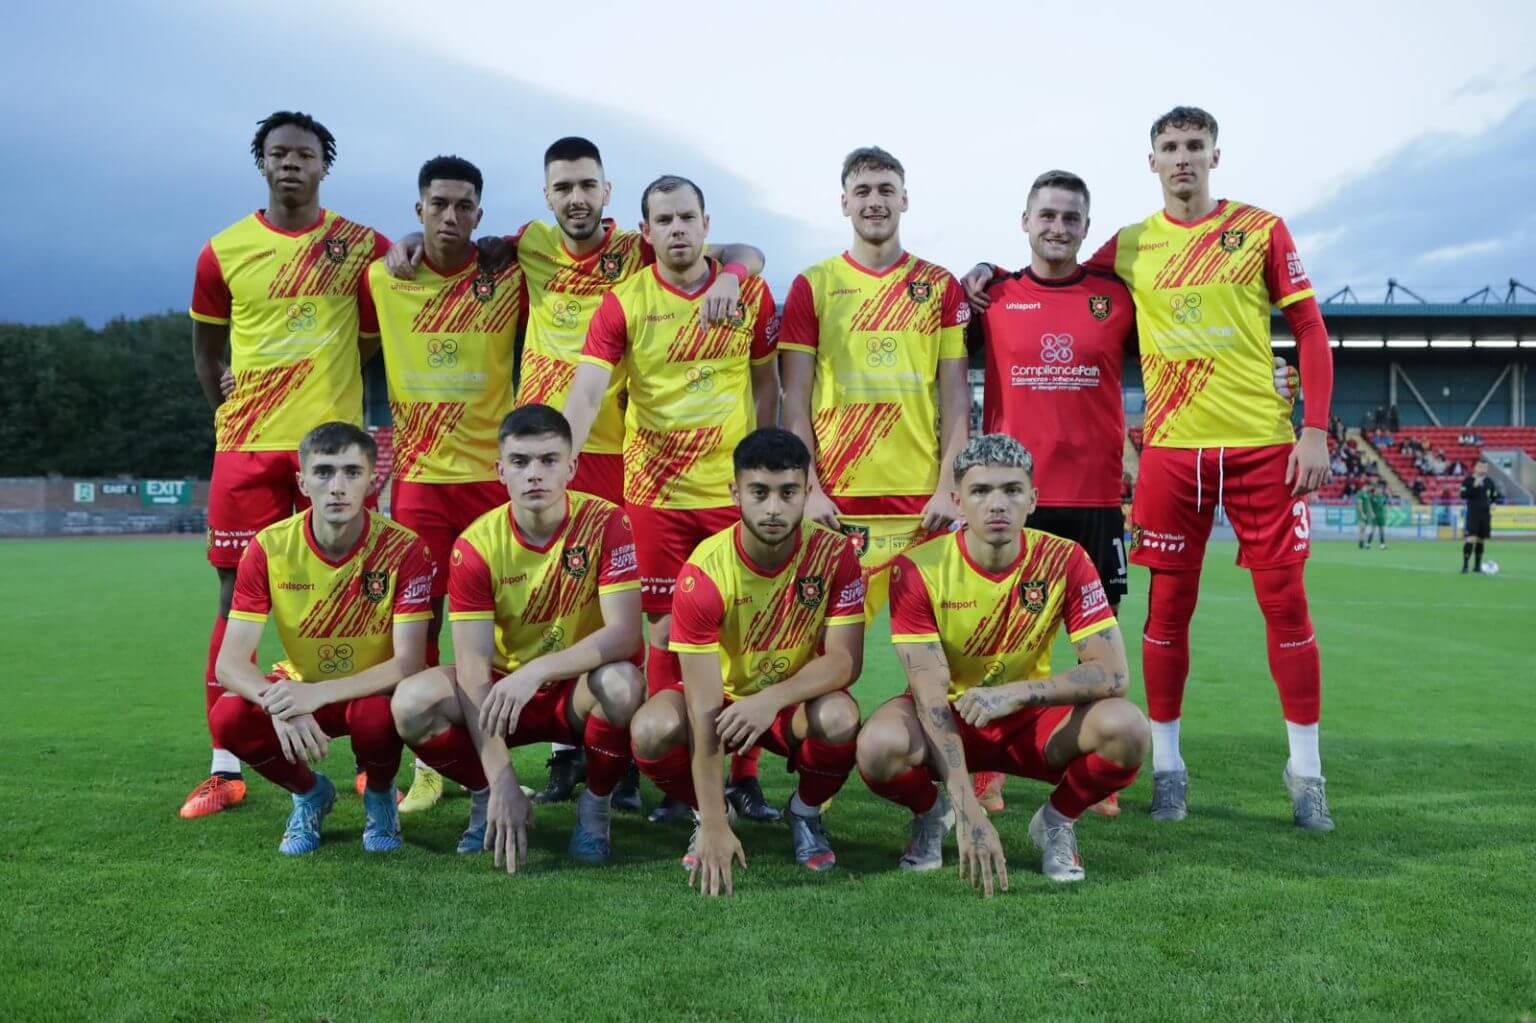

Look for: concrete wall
[0,478,209,537]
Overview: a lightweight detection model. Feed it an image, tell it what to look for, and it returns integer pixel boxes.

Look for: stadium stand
[1364,426,1536,503]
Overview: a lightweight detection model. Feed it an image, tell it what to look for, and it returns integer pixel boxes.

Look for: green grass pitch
[2,536,1533,1021]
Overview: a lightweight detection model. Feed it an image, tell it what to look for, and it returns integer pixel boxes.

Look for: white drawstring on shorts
[1194,447,1228,512]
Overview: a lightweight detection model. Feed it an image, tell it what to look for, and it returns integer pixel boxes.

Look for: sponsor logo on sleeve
[401,574,433,604]
[1286,251,1308,285]
[609,542,637,574]
[954,301,971,325]
[1080,579,1108,615]
[837,577,866,608]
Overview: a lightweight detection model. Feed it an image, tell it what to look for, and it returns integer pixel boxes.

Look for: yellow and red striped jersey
[1086,200,1314,448]
[581,261,776,510]
[889,528,1116,701]
[190,210,388,452]
[362,253,525,483]
[515,219,653,456]
[447,493,640,675]
[229,510,434,682]
[779,253,969,511]
[670,520,864,701]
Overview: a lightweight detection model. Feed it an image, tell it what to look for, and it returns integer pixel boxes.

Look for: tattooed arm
[954,626,1129,727]
[898,641,1008,897]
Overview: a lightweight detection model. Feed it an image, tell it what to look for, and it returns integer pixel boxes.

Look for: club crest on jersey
[1019,578,1048,614]
[1089,295,1112,321]
[795,575,825,609]
[598,252,624,280]
[472,273,497,303]
[362,571,390,603]
[562,545,590,578]
[842,523,871,559]
[907,280,932,303]
[1219,229,1246,253]
[324,237,349,265]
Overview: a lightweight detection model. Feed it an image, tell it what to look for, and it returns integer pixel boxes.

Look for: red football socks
[793,739,855,807]
[636,745,698,810]
[413,727,490,791]
[1049,752,1140,820]
[1142,568,1201,723]
[860,764,939,815]
[729,746,763,783]
[1251,564,1321,725]
[582,714,632,798]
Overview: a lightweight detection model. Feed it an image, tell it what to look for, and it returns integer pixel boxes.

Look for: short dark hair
[641,174,705,220]
[544,136,603,169]
[498,404,572,447]
[1150,105,1218,145]
[299,421,376,464]
[734,428,811,476]
[841,146,905,186]
[1026,169,1090,210]
[418,155,483,197]
[251,111,337,169]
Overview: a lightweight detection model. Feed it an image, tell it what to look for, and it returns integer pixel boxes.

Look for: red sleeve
[598,506,639,588]
[888,556,940,639]
[778,274,819,350]
[357,265,379,335]
[749,281,777,361]
[229,537,272,616]
[393,537,435,617]
[581,291,629,365]
[827,541,866,619]
[1063,544,1114,639]
[669,564,726,648]
[190,242,231,322]
[447,537,496,616]
[1283,296,1333,430]
[1082,234,1119,276]
[1263,218,1314,307]
[940,272,970,328]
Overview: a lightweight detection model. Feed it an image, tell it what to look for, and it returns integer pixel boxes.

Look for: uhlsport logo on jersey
[1040,333,1074,364]
[1088,295,1112,321]
[907,280,932,303]
[795,575,825,609]
[599,252,624,280]
[361,571,389,603]
[1018,578,1048,614]
[842,523,871,559]
[324,237,349,265]
[1219,228,1246,253]
[562,545,590,578]
[473,273,497,303]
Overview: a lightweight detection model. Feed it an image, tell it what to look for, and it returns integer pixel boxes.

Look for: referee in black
[1461,457,1500,573]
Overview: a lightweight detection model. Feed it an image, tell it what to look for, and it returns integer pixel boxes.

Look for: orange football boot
[1087,792,1121,817]
[179,775,248,819]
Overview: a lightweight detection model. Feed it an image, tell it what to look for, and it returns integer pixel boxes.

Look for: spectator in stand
[1329,416,1345,444]
[1361,409,1376,433]
[1387,404,1400,431]
[1410,478,1426,502]
[1448,459,1465,477]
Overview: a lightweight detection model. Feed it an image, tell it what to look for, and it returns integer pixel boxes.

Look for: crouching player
[631,428,866,895]
[857,434,1148,893]
[211,422,433,855]
[390,404,644,871]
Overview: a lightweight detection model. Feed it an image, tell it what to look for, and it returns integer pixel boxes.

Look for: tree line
[0,314,216,478]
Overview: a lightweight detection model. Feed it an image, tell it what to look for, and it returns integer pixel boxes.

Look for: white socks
[210,748,241,775]
[551,742,578,754]
[788,793,819,818]
[1150,719,1185,774]
[1040,802,1074,830]
[577,788,611,833]
[1285,722,1322,778]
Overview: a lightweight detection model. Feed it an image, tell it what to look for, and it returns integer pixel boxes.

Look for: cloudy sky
[4,0,1534,324]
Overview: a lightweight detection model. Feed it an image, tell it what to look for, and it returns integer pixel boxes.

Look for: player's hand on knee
[957,812,1008,899]
[487,774,534,875]
[806,489,843,531]
[480,669,540,738]
[690,823,746,897]
[717,693,777,753]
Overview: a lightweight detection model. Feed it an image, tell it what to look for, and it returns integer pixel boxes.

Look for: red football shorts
[649,683,805,766]
[570,451,625,506]
[1130,444,1311,571]
[390,479,508,598]
[899,693,1072,783]
[496,674,582,747]
[208,450,382,568]
[625,503,740,614]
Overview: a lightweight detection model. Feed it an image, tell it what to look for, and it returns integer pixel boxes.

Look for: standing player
[1368,481,1390,550]
[186,111,389,819]
[362,155,525,813]
[1084,106,1335,830]
[957,171,1134,816]
[389,405,646,868]
[630,428,866,894]
[386,138,767,814]
[1461,458,1500,573]
[779,146,971,618]
[210,423,432,855]
[856,435,1148,893]
[1354,485,1373,550]
[563,174,782,824]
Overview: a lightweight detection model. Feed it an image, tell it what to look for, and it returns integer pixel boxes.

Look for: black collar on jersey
[1017,265,1087,288]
